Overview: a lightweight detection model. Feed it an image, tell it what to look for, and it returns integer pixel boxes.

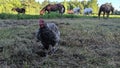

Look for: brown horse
[12,7,25,14]
[40,3,65,15]
[98,3,114,19]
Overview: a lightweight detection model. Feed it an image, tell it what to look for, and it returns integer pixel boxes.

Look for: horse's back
[73,7,80,14]
[84,8,92,14]
[99,3,113,12]
[40,3,65,14]
[12,7,25,14]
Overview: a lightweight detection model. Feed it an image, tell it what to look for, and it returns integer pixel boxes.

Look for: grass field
[0,13,120,19]
[0,18,120,68]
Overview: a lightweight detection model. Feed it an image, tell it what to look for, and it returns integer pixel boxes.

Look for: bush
[0,13,15,19]
[114,10,120,15]
[1,12,117,19]
[0,13,40,19]
[40,12,62,19]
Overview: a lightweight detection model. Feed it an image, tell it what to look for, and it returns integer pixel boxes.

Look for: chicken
[36,19,60,54]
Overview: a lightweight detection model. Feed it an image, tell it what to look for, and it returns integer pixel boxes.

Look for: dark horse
[40,3,65,15]
[12,7,25,14]
[98,3,114,19]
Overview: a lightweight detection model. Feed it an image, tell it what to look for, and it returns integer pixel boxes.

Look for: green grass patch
[2,13,120,19]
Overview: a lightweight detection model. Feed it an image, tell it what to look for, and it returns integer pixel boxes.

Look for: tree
[88,0,98,13]
[42,0,49,7]
[20,0,41,15]
[64,0,67,14]
[0,0,18,13]
[78,2,84,14]
[68,1,76,10]
[81,0,88,9]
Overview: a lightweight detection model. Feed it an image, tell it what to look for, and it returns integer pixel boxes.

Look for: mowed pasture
[0,18,120,68]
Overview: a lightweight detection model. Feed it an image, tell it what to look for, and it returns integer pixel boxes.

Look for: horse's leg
[59,6,65,16]
[98,10,101,19]
[103,12,105,19]
[58,8,62,17]
[47,10,51,18]
[48,11,50,14]
[23,11,25,14]
[17,12,20,19]
[107,12,110,19]
[59,10,62,15]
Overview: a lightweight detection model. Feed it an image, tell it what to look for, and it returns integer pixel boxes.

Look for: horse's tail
[61,5,65,14]
[98,7,101,18]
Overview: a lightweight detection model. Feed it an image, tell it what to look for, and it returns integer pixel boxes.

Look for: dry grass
[0,18,120,68]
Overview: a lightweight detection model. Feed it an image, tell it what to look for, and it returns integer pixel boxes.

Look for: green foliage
[41,0,49,7]
[88,0,99,13]
[0,0,40,15]
[81,0,88,8]
[0,13,40,19]
[1,13,120,19]
[114,10,120,15]
[0,12,99,19]
[41,12,61,18]
[0,0,119,15]
[64,0,68,14]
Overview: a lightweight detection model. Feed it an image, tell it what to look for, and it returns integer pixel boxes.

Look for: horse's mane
[42,4,51,10]
[101,3,113,8]
[105,3,112,6]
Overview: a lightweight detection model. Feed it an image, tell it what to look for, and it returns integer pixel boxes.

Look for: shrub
[114,10,120,15]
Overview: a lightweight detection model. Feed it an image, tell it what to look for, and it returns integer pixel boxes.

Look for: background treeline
[0,0,99,15]
[0,0,40,15]
[0,0,120,15]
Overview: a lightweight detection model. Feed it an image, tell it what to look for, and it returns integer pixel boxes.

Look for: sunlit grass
[0,13,120,19]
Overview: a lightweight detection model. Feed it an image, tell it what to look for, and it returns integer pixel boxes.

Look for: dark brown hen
[36,19,60,54]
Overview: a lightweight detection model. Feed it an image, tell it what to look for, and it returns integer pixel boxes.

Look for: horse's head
[40,9,45,15]
[111,6,114,14]
[11,8,16,11]
[40,5,49,15]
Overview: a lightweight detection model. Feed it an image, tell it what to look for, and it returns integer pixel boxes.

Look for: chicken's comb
[39,18,44,23]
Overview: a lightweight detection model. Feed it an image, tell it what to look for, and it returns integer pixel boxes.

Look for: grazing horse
[67,7,80,14]
[40,3,65,15]
[84,8,93,15]
[12,7,25,14]
[98,3,114,19]
[73,7,80,14]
